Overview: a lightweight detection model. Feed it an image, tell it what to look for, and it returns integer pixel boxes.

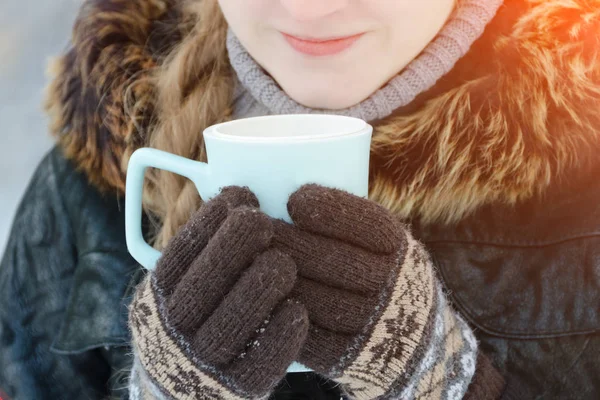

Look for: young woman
[1,0,599,398]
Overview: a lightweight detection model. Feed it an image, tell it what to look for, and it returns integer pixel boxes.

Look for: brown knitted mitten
[129,187,309,400]
[273,185,487,400]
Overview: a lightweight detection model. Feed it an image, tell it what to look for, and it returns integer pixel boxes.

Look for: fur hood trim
[45,0,600,223]
[369,0,600,223]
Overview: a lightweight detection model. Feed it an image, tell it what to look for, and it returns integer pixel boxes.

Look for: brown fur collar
[45,0,184,193]
[369,0,600,223]
[45,0,600,224]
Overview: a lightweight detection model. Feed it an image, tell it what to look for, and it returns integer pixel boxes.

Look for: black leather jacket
[0,148,141,399]
[1,148,599,399]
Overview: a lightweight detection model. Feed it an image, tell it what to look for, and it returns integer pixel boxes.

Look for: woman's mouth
[281,32,364,57]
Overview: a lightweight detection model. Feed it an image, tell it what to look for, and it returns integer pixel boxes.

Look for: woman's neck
[228,0,503,122]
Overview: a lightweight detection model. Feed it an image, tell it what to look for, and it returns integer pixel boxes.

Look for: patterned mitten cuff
[129,276,262,399]
[336,236,479,400]
[129,356,170,400]
[273,185,481,400]
[128,187,309,400]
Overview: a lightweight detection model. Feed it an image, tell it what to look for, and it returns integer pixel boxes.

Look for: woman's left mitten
[129,187,309,400]
[274,185,502,400]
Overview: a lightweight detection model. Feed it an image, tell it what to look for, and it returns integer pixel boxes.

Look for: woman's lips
[281,33,364,57]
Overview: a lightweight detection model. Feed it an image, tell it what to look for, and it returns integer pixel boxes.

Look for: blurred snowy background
[0,0,81,252]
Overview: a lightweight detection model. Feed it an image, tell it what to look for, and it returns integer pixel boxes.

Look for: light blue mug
[125,114,372,373]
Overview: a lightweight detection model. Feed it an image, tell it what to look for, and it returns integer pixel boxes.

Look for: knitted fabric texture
[128,188,309,399]
[227,0,503,121]
[128,184,499,399]
[272,185,479,400]
[336,237,477,400]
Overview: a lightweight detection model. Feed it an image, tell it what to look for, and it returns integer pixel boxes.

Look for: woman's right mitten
[128,187,309,400]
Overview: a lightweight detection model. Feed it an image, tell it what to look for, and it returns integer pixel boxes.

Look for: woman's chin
[283,84,368,110]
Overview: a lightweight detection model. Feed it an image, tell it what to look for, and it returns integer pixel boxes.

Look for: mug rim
[204,114,371,143]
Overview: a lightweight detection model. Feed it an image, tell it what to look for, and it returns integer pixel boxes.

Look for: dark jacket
[2,146,600,400]
[0,148,140,400]
[2,0,600,398]
[414,164,600,399]
[0,148,344,400]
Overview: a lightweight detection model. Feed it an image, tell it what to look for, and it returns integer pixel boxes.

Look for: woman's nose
[279,0,350,21]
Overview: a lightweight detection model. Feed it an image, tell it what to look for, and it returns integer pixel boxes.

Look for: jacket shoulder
[0,146,141,398]
[0,148,108,398]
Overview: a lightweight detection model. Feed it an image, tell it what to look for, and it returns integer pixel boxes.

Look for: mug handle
[125,148,312,374]
[125,148,211,270]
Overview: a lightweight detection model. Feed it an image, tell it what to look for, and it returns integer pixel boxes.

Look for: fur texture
[369,0,600,223]
[45,0,184,193]
[45,0,600,223]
